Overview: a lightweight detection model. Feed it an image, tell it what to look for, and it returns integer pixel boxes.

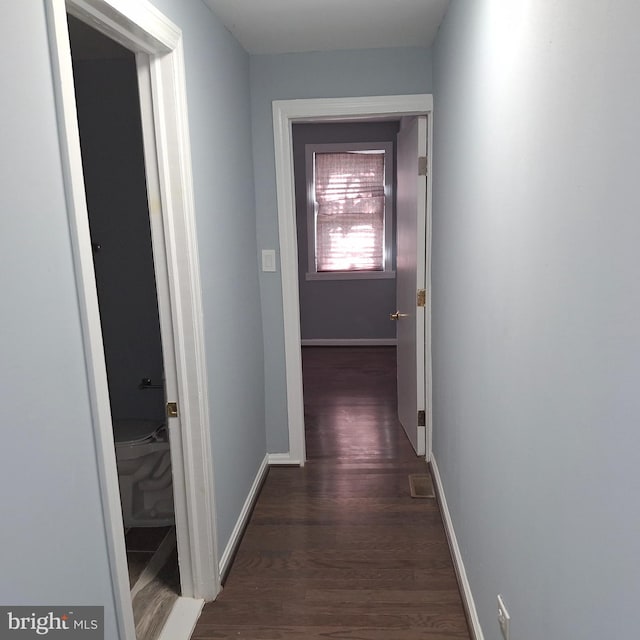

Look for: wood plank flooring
[126,526,179,640]
[192,347,470,639]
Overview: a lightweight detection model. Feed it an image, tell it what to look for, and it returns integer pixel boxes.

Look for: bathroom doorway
[67,15,179,639]
[48,1,220,636]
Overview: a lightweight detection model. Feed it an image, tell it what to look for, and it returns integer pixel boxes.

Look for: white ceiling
[203,0,450,55]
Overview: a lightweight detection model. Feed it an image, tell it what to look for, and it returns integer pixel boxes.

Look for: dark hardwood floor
[193,347,470,639]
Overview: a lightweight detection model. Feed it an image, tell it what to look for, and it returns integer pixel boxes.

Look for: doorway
[292,119,408,460]
[67,16,179,638]
[272,96,434,466]
[47,0,219,637]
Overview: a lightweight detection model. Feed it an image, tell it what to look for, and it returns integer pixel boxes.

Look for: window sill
[305,270,396,281]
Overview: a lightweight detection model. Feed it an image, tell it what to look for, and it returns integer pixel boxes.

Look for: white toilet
[114,420,175,528]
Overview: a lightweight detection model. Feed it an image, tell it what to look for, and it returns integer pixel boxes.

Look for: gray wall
[0,1,265,633]
[432,2,640,638]
[128,0,267,557]
[293,121,400,341]
[250,47,433,452]
[72,50,165,424]
[0,4,119,635]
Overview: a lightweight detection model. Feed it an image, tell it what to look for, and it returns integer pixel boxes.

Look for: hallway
[193,347,470,639]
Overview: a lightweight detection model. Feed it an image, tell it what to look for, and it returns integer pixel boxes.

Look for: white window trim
[304,141,395,281]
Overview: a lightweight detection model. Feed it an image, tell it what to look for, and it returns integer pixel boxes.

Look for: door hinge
[166,402,178,418]
[417,288,426,307]
[418,410,426,427]
[418,156,428,176]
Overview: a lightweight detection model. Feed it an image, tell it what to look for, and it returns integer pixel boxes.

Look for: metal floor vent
[409,473,435,498]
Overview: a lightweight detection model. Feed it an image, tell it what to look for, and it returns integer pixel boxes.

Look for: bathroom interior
[68,15,180,640]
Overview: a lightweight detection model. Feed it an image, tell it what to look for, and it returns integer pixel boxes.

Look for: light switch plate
[262,249,276,272]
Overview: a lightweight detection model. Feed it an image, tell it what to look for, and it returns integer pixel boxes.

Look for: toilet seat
[114,419,164,445]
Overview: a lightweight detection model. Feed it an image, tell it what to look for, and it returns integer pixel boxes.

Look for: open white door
[394,116,427,455]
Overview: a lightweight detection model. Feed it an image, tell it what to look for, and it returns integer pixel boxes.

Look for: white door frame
[46,0,220,637]
[272,94,434,466]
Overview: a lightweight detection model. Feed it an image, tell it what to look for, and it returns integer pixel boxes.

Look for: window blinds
[314,151,385,272]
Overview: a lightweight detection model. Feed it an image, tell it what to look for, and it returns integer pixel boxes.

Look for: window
[305,142,394,280]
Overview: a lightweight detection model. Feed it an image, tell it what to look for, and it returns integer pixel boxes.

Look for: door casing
[46,0,220,637]
[272,95,434,466]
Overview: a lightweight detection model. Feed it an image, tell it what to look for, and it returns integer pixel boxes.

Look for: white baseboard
[430,455,484,640]
[301,338,397,347]
[417,425,426,456]
[268,452,304,466]
[219,454,269,577]
[156,596,203,640]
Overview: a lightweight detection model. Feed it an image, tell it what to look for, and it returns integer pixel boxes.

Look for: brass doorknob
[390,311,409,320]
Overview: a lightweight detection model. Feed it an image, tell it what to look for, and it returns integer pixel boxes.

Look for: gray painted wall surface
[0,4,118,636]
[72,53,165,424]
[132,0,266,556]
[250,48,432,452]
[293,122,400,341]
[432,2,640,638]
[1,1,265,633]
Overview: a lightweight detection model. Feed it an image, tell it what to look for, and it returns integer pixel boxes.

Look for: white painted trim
[301,338,397,347]
[415,115,428,458]
[219,455,270,577]
[274,95,433,123]
[305,271,396,281]
[47,4,220,638]
[425,111,434,463]
[66,0,179,53]
[273,95,433,468]
[45,4,136,638]
[273,103,307,468]
[136,53,196,599]
[268,452,304,466]
[156,597,204,640]
[430,456,484,640]
[147,34,219,602]
[417,425,426,455]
